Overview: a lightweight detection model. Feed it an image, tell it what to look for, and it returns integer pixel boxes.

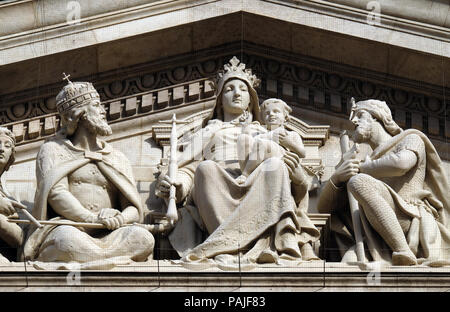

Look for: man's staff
[159,114,188,225]
[340,128,365,263]
[10,200,43,228]
[7,219,170,233]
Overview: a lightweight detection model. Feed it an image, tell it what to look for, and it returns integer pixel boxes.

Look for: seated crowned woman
[156,57,320,268]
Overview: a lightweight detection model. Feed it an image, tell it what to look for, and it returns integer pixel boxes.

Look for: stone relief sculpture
[156,57,320,269]
[20,77,155,269]
[236,98,307,185]
[0,61,446,274]
[317,99,450,266]
[0,127,24,264]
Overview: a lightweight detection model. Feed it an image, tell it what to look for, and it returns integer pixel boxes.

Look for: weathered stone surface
[0,127,25,263]
[1,262,450,291]
[318,99,450,267]
[22,81,155,268]
[0,0,448,291]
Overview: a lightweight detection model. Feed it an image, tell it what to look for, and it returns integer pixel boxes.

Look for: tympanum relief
[2,58,448,270]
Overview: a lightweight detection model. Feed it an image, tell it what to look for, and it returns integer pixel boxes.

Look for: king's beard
[352,122,372,143]
[83,113,112,137]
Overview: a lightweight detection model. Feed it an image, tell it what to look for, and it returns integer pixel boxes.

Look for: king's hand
[96,208,125,230]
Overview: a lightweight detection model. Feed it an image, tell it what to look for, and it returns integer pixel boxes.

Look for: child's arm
[279,131,306,158]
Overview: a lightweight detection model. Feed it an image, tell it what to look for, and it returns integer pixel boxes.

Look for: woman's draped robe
[167,119,320,267]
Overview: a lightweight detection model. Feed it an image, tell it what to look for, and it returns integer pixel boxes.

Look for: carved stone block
[314,90,325,108]
[203,80,214,97]
[27,119,40,139]
[298,86,309,101]
[157,90,169,109]
[172,86,185,106]
[330,93,341,112]
[109,101,121,120]
[141,94,153,113]
[282,82,293,98]
[12,123,24,142]
[266,79,277,96]
[43,116,57,135]
[125,97,137,116]
[188,82,200,101]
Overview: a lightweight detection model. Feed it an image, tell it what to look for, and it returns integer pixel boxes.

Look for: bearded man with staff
[317,99,450,266]
[21,75,155,267]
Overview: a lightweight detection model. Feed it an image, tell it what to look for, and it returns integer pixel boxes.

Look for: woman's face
[0,135,13,170]
[221,79,251,116]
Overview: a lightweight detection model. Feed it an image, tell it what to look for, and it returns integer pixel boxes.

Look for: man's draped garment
[22,134,154,265]
[319,130,450,265]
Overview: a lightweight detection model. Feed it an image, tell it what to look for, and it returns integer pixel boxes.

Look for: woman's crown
[213,57,260,96]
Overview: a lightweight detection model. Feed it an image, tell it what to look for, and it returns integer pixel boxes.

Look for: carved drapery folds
[0,52,448,270]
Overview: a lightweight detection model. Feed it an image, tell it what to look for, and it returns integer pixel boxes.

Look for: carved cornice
[0,0,220,64]
[2,0,448,68]
[268,0,450,40]
[286,116,329,146]
[0,42,448,148]
[3,78,216,146]
[303,0,450,30]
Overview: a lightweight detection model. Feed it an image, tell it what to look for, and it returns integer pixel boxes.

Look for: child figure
[236,98,306,184]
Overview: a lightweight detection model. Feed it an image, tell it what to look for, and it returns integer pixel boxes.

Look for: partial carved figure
[0,127,24,264]
[22,77,154,269]
[156,57,320,269]
[317,99,450,266]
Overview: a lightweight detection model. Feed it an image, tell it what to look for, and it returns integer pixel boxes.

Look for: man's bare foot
[392,250,417,266]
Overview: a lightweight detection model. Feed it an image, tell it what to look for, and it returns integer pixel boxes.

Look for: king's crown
[56,73,100,114]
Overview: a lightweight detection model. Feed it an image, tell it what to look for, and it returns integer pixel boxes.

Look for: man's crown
[56,73,100,114]
[212,57,261,96]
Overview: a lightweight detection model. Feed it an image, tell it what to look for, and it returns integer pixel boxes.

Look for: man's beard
[352,121,372,143]
[84,113,112,137]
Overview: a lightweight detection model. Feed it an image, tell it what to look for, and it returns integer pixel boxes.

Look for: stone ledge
[320,0,450,28]
[1,262,449,291]
[1,0,449,67]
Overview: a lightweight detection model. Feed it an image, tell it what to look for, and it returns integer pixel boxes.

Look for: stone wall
[0,1,448,290]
